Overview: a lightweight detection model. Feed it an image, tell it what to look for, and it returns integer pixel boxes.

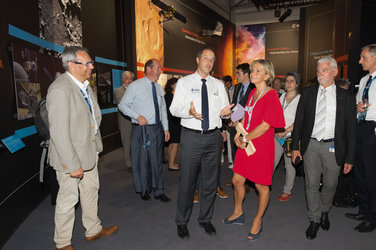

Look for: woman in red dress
[222,59,285,240]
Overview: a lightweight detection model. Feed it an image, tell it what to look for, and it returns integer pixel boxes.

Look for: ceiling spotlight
[279,9,292,22]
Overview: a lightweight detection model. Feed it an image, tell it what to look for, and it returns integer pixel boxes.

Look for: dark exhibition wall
[0,0,374,247]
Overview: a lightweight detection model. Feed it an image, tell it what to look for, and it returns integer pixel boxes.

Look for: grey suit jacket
[46,72,103,173]
[114,85,132,129]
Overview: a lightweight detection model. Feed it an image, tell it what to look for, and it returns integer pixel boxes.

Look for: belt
[358,120,376,126]
[133,122,161,127]
[184,127,218,134]
[312,138,335,143]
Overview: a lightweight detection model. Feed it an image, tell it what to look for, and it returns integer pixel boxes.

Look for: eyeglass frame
[70,60,95,67]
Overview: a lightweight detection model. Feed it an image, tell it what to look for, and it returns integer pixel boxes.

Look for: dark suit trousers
[131,123,164,197]
[176,128,222,225]
[230,127,238,161]
[354,121,376,223]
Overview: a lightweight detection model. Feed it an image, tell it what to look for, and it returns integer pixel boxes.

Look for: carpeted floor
[3,147,375,250]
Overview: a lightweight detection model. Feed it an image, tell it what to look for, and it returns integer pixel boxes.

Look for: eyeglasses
[70,60,94,67]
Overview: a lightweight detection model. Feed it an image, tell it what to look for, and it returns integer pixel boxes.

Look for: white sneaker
[228,164,233,169]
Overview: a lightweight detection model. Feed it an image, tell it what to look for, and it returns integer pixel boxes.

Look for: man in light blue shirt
[118,59,171,202]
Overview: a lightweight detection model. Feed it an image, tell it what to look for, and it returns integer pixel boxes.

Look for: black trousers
[175,127,222,225]
[354,121,376,223]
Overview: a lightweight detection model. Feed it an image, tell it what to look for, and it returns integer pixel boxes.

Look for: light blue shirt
[118,76,168,130]
[237,81,251,103]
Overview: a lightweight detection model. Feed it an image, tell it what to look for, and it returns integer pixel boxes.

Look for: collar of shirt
[195,71,209,82]
[67,72,89,92]
[241,81,250,90]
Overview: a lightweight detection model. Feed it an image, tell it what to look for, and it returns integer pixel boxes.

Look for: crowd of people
[45,44,376,249]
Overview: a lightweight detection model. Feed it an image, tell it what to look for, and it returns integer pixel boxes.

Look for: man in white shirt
[170,48,233,239]
[345,44,376,232]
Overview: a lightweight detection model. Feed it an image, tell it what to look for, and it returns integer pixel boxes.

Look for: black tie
[238,85,245,104]
[151,82,160,124]
[363,75,373,101]
[201,79,209,131]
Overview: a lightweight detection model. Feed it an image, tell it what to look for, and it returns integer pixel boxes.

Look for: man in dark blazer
[291,56,356,240]
[228,63,255,167]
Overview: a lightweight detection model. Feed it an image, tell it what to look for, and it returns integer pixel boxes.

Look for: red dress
[233,89,285,185]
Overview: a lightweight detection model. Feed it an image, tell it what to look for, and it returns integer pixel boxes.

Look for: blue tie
[151,82,160,124]
[238,85,244,104]
[201,79,209,131]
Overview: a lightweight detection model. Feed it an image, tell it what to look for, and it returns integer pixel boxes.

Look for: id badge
[329,145,335,153]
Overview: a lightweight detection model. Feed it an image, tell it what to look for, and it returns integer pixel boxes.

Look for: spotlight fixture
[279,9,292,22]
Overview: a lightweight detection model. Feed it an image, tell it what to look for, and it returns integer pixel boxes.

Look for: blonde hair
[250,59,275,86]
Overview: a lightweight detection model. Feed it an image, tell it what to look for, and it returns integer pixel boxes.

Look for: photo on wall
[96,64,113,108]
[236,24,266,66]
[11,44,64,120]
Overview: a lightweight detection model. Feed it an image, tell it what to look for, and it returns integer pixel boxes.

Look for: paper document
[235,123,256,156]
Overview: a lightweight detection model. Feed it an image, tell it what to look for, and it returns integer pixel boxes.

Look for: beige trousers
[54,156,102,248]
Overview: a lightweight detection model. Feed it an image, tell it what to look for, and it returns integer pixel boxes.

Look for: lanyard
[245,86,267,130]
[282,93,297,110]
[362,75,376,100]
[78,86,92,113]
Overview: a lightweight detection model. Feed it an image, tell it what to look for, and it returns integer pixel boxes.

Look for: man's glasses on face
[70,60,94,67]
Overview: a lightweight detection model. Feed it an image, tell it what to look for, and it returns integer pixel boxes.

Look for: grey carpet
[3,147,375,250]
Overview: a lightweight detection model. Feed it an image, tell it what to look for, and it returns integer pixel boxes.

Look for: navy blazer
[291,84,357,166]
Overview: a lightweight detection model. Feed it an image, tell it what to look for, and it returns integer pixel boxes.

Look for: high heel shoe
[248,222,263,240]
[222,213,245,225]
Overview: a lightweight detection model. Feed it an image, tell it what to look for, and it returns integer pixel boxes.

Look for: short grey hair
[317,56,338,70]
[61,46,89,70]
[285,72,301,84]
[122,70,134,79]
[362,44,376,56]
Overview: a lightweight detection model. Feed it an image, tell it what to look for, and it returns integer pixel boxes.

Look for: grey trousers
[303,139,341,222]
[118,115,132,168]
[176,128,222,225]
[274,138,296,194]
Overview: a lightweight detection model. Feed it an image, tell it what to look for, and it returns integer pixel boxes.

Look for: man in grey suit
[292,56,356,240]
[114,70,134,172]
[47,46,118,250]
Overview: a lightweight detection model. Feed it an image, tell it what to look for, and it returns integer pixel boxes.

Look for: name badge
[191,88,200,93]
[329,145,335,153]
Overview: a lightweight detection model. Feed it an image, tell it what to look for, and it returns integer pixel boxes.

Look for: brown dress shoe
[85,225,119,241]
[193,190,199,203]
[56,245,74,250]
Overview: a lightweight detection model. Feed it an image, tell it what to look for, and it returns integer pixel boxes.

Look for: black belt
[184,127,218,134]
[312,138,335,143]
[133,122,161,127]
[358,120,376,126]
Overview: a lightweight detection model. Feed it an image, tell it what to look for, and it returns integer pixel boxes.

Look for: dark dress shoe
[177,225,189,239]
[345,213,365,221]
[306,221,319,239]
[155,194,171,202]
[199,221,216,235]
[140,192,151,201]
[320,212,330,231]
[354,221,376,232]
